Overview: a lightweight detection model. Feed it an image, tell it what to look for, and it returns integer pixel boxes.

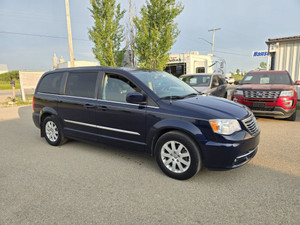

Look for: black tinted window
[218,76,225,85]
[65,72,98,98]
[211,76,219,87]
[196,67,205,73]
[38,72,63,94]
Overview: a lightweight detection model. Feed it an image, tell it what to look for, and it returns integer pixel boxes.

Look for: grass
[3,95,33,107]
[0,80,20,90]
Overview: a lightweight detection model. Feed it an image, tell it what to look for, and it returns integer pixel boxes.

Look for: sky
[0,0,299,73]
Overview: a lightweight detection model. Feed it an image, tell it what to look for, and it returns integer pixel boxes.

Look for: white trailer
[165,51,226,77]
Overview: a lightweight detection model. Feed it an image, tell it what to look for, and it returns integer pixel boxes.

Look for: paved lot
[0,106,299,224]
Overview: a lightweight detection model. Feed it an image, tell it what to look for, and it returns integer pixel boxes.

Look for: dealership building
[266,35,300,82]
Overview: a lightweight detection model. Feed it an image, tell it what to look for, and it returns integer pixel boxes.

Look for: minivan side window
[65,72,98,98]
[211,75,219,87]
[38,72,64,94]
[218,76,225,85]
[102,74,140,102]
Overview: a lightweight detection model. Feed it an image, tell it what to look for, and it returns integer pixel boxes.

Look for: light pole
[208,28,221,55]
[65,0,75,67]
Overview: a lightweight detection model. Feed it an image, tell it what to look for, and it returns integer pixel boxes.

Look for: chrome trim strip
[97,99,139,106]
[37,92,96,100]
[236,148,257,160]
[37,92,160,108]
[147,105,160,109]
[64,119,140,136]
[61,95,96,100]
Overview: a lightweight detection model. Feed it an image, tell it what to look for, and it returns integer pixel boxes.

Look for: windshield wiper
[160,93,198,100]
[182,93,198,98]
[160,95,184,100]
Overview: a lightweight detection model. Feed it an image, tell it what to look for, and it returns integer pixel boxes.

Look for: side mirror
[295,81,300,85]
[126,92,146,104]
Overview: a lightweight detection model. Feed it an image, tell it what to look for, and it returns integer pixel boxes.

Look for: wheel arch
[40,107,59,137]
[147,119,206,157]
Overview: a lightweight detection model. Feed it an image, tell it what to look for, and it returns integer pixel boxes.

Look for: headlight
[234,90,243,96]
[209,119,241,135]
[280,90,294,97]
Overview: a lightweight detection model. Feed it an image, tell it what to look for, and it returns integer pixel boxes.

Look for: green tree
[236,69,240,75]
[260,62,267,69]
[134,0,183,70]
[88,0,125,67]
[0,71,19,81]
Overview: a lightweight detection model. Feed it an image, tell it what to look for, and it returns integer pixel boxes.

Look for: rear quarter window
[37,72,64,94]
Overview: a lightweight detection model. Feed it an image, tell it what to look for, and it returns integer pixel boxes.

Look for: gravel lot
[0,106,299,225]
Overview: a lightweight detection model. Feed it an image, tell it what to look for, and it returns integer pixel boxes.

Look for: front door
[94,73,147,151]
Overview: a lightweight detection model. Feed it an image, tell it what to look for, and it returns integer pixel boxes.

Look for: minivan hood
[237,84,292,90]
[171,96,250,120]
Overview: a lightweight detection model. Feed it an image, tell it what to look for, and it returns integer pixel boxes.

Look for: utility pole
[208,28,221,55]
[65,0,75,67]
[129,0,135,67]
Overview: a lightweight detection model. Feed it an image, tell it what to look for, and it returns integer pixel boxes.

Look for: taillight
[32,96,35,111]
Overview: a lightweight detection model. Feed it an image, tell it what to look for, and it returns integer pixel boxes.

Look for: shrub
[0,71,19,81]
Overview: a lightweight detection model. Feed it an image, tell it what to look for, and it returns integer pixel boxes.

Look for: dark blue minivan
[33,67,260,180]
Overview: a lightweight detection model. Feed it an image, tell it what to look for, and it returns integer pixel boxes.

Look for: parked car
[232,70,299,121]
[226,76,235,84]
[33,67,260,180]
[180,73,227,98]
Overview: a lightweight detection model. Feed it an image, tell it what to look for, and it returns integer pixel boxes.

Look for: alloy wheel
[45,121,59,143]
[160,140,191,173]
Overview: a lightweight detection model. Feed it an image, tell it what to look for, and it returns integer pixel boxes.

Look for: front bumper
[201,132,260,169]
[233,96,297,119]
[251,107,295,119]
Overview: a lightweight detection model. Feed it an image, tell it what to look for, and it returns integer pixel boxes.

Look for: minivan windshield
[181,75,211,87]
[132,70,198,99]
[241,72,292,85]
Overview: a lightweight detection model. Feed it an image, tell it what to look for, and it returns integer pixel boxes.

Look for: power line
[0,31,89,41]
[214,50,250,57]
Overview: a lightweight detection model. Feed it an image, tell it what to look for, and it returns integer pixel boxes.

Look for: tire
[155,131,201,180]
[43,115,66,146]
[286,110,297,121]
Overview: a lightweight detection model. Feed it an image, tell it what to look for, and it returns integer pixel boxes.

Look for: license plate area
[253,102,266,108]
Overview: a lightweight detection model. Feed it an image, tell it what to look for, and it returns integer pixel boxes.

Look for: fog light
[284,100,293,107]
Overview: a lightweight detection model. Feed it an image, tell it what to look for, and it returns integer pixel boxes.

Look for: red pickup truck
[232,71,299,121]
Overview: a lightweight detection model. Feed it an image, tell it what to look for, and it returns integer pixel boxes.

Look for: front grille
[244,90,281,99]
[242,114,260,136]
[248,106,275,111]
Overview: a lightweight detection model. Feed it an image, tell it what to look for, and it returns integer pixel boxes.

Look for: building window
[196,67,205,73]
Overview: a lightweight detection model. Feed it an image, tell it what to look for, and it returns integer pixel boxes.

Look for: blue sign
[10,80,15,87]
[252,51,269,57]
